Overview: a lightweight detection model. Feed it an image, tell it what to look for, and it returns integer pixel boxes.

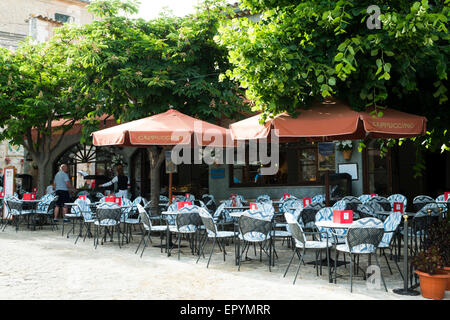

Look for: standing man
[99,165,130,199]
[53,164,75,222]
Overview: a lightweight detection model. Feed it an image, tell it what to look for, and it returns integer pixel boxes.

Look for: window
[229,141,326,187]
[55,13,72,23]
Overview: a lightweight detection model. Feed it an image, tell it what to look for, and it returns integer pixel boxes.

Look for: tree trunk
[147,146,165,215]
[36,157,50,198]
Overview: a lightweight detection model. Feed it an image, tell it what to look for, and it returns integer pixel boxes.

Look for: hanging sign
[165,151,177,174]
[3,166,15,220]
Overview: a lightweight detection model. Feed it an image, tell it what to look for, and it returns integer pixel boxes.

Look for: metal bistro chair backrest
[176,205,202,232]
[300,202,325,228]
[346,218,384,254]
[256,194,272,204]
[356,203,378,219]
[280,198,302,215]
[341,196,362,212]
[311,194,325,205]
[6,199,23,215]
[284,212,307,248]
[279,194,298,202]
[95,203,122,225]
[362,201,385,220]
[314,207,346,242]
[413,195,435,212]
[202,194,217,213]
[238,212,272,242]
[387,194,407,210]
[71,198,92,217]
[381,212,402,246]
[213,200,234,223]
[435,195,448,214]
[367,196,391,211]
[332,200,347,211]
[198,207,217,237]
[137,204,152,230]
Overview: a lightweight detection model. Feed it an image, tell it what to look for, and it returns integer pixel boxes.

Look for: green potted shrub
[425,220,450,290]
[411,246,450,299]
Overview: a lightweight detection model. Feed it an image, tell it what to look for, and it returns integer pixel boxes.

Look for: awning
[229,99,427,141]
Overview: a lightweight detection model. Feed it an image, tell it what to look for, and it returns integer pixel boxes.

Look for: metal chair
[366,196,391,211]
[412,195,435,211]
[237,213,273,272]
[93,202,122,249]
[335,217,387,292]
[196,208,237,268]
[283,212,332,284]
[135,204,167,257]
[73,199,95,244]
[377,212,403,277]
[170,205,202,260]
[3,197,26,232]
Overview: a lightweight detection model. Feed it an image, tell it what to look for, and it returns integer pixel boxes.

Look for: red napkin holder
[333,210,353,224]
[393,202,404,213]
[445,192,450,201]
[114,197,122,206]
[32,187,37,193]
[78,195,86,201]
[185,193,191,199]
[303,198,312,207]
[105,195,116,203]
[23,193,36,201]
[171,195,177,202]
[283,194,291,199]
[250,202,258,210]
[0,192,4,199]
[370,194,378,198]
[178,202,191,210]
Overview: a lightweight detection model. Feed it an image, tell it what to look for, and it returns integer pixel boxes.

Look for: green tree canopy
[0,38,95,194]
[217,0,449,154]
[59,0,245,138]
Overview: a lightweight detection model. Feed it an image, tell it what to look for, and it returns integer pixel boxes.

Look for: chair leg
[382,249,393,275]
[284,248,297,278]
[293,249,305,285]
[207,238,216,268]
[349,253,353,293]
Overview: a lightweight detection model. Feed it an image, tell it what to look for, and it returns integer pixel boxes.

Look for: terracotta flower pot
[442,267,450,291]
[342,149,352,160]
[415,269,450,299]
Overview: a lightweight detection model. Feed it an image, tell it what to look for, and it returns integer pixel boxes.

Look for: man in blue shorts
[53,164,75,222]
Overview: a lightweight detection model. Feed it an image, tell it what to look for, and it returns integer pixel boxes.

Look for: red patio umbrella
[92,109,232,206]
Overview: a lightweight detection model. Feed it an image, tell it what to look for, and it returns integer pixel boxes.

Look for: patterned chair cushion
[238,232,271,242]
[358,194,372,203]
[280,198,303,214]
[332,200,347,211]
[379,212,402,247]
[435,195,448,212]
[314,207,346,243]
[341,217,384,253]
[312,194,325,204]
[387,194,407,210]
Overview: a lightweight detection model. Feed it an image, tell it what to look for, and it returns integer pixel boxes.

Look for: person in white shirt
[99,165,130,199]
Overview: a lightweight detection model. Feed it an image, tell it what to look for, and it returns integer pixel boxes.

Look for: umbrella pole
[168,172,173,205]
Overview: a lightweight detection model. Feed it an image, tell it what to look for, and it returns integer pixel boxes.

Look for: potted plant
[336,140,353,160]
[425,220,450,290]
[411,246,450,299]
